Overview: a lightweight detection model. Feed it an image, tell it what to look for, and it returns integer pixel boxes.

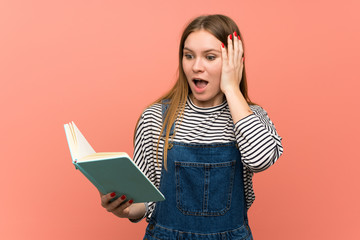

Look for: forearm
[233,106,284,172]
[224,87,253,123]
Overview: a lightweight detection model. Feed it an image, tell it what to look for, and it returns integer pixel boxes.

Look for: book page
[64,123,77,162]
[78,152,129,162]
[71,122,95,160]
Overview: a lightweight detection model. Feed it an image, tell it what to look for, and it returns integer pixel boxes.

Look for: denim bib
[143,102,253,240]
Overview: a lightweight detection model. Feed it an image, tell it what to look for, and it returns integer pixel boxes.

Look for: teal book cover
[64,121,165,203]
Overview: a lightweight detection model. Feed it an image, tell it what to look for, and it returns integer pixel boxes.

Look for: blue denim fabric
[143,103,253,240]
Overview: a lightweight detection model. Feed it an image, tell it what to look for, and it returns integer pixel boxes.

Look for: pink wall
[1,0,359,239]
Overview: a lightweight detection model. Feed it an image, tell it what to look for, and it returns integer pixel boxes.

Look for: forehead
[183,30,221,51]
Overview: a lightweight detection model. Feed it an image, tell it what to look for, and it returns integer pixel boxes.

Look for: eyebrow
[183,47,221,53]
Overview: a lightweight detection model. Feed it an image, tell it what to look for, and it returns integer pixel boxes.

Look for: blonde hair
[134,14,258,170]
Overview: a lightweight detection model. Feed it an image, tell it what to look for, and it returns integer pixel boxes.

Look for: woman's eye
[207,55,216,60]
[184,54,193,59]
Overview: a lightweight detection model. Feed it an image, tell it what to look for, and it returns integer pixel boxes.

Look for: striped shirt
[133,97,283,222]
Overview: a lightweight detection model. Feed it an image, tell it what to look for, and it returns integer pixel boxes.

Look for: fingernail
[121,195,126,200]
[238,35,241,40]
[129,199,134,204]
[234,31,237,37]
[221,42,224,48]
[110,192,116,197]
[229,34,232,40]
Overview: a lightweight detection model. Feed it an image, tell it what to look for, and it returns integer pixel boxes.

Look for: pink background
[1,0,359,239]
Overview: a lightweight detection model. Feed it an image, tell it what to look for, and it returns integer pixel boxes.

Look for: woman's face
[182,30,224,107]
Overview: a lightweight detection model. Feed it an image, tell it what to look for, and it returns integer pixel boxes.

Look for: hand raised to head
[220,31,244,94]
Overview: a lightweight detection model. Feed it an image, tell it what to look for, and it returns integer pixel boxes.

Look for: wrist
[128,203,147,222]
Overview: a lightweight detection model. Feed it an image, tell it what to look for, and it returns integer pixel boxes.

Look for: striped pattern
[133,97,283,222]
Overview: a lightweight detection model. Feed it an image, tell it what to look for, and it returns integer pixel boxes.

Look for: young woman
[100,14,283,240]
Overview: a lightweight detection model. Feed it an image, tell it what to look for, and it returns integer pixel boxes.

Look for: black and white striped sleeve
[132,111,158,222]
[234,105,283,173]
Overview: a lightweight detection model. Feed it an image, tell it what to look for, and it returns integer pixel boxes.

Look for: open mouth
[193,78,208,89]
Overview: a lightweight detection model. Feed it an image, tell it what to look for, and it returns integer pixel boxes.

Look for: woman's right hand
[100,192,146,220]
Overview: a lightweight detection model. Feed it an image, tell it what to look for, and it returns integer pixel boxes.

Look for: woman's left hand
[220,32,244,94]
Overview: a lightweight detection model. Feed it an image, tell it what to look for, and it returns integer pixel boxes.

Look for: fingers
[221,42,228,66]
[227,34,234,64]
[237,36,244,84]
[236,33,244,58]
[240,56,244,78]
[233,33,239,64]
[233,32,244,68]
[223,32,244,68]
[101,192,133,213]
[108,197,133,213]
[100,192,116,207]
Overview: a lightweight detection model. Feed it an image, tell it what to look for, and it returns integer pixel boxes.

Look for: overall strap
[161,99,175,137]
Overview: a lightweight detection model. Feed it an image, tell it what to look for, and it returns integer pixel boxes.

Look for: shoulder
[249,104,268,116]
[139,103,163,126]
[248,104,280,134]
[142,103,162,116]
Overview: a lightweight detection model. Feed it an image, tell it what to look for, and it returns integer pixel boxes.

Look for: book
[64,121,165,203]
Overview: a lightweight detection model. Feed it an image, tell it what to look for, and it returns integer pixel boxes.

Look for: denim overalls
[143,102,253,240]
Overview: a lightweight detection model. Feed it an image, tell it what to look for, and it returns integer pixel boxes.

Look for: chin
[190,91,225,107]
[190,93,206,101]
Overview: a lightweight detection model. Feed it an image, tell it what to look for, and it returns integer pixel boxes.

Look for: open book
[64,121,165,203]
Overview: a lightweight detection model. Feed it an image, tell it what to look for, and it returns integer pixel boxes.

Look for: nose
[192,57,205,73]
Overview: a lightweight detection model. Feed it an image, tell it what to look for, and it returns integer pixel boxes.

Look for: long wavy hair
[134,14,258,170]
